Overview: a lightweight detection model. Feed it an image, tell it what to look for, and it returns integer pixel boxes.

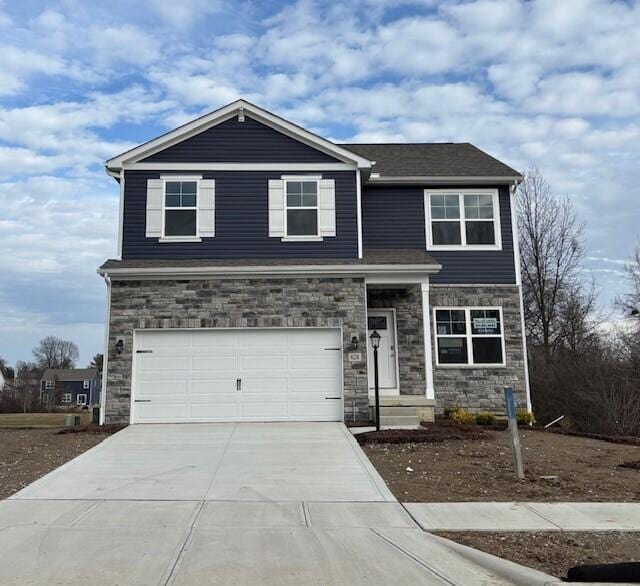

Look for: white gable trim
[106,100,374,171]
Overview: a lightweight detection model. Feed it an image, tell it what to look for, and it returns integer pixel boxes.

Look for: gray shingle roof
[41,368,99,382]
[340,142,521,178]
[100,249,438,271]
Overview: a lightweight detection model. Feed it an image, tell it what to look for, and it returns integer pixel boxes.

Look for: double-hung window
[45,380,54,390]
[164,180,198,237]
[77,394,87,405]
[83,380,90,390]
[434,307,505,366]
[425,189,501,249]
[285,179,319,237]
[62,393,72,403]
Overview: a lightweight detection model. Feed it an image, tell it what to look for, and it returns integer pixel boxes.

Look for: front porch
[366,280,435,426]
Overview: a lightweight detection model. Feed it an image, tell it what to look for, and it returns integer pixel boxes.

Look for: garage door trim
[130,326,344,424]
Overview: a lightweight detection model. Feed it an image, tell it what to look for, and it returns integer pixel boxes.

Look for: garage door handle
[236,379,242,391]
[325,397,341,400]
[324,347,341,351]
[134,399,151,403]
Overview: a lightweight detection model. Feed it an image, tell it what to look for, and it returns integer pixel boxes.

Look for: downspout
[99,272,111,425]
[510,180,532,412]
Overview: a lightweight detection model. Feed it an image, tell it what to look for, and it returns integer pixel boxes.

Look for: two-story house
[41,368,101,408]
[98,100,529,425]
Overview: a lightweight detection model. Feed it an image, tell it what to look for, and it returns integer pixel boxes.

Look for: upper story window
[164,180,198,237]
[285,179,319,237]
[425,189,502,250]
[83,380,90,389]
[45,380,54,390]
[434,307,505,367]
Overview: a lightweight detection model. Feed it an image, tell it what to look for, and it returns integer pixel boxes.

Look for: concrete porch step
[377,397,434,407]
[379,415,421,427]
[378,406,418,416]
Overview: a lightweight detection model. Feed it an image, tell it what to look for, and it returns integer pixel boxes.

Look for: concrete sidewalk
[0,499,564,585]
[405,501,640,532]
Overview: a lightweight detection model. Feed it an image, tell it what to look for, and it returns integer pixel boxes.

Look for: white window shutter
[145,179,163,237]
[268,179,285,237]
[319,178,336,237]
[198,179,215,237]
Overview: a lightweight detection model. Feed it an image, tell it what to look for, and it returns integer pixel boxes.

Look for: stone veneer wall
[367,287,426,395]
[429,284,528,413]
[105,277,368,423]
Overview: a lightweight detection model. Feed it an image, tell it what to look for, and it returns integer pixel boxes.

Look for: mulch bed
[0,428,115,499]
[360,422,640,502]
[437,531,640,579]
[56,423,127,435]
[356,422,490,445]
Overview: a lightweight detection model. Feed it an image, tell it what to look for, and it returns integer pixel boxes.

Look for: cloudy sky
[0,0,638,367]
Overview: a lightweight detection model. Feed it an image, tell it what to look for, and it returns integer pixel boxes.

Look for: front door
[367,309,398,394]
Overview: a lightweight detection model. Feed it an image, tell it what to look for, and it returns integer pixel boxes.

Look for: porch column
[421,279,435,400]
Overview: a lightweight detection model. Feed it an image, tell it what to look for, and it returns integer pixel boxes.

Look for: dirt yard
[0,428,112,499]
[359,423,640,502]
[437,531,640,579]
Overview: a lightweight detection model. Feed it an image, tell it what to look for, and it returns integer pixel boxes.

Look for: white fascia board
[366,175,522,185]
[105,99,374,171]
[97,263,442,279]
[123,162,356,171]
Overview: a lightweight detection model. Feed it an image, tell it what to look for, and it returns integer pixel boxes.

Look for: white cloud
[89,24,160,66]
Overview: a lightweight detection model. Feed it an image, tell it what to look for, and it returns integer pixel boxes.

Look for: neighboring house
[98,99,529,425]
[40,368,101,408]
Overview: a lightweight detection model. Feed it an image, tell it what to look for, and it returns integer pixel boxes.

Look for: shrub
[516,409,536,426]
[446,405,476,425]
[475,412,496,426]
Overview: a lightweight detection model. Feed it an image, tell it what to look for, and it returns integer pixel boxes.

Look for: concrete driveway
[12,422,395,502]
[0,423,560,585]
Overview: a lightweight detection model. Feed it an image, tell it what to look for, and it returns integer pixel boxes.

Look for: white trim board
[106,99,374,171]
[124,162,356,171]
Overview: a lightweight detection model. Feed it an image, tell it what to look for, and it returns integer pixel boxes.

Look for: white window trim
[45,380,54,390]
[83,380,90,389]
[433,306,506,368]
[424,188,502,251]
[161,176,201,242]
[282,175,322,241]
[62,393,72,403]
[77,394,87,405]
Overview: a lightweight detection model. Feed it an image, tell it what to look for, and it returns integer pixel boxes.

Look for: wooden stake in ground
[504,387,525,480]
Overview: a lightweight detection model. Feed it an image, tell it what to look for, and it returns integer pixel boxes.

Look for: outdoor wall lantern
[350,336,359,351]
[369,330,381,431]
[115,338,124,355]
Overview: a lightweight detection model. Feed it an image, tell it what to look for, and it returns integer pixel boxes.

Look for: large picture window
[425,189,501,249]
[285,179,319,237]
[434,307,505,366]
[164,180,197,237]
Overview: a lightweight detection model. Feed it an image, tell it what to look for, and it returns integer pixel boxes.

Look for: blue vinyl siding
[122,170,358,259]
[362,185,516,284]
[142,116,340,163]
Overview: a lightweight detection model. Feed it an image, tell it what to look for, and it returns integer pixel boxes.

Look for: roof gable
[141,115,341,164]
[106,100,373,171]
[42,368,99,382]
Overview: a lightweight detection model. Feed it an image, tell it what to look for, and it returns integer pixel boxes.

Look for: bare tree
[32,336,79,369]
[517,167,587,355]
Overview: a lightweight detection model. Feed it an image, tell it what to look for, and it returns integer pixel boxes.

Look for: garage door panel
[239,355,288,370]
[138,356,188,372]
[191,355,239,371]
[241,378,288,393]
[187,402,238,420]
[137,380,187,397]
[239,402,289,419]
[136,403,188,422]
[133,328,342,423]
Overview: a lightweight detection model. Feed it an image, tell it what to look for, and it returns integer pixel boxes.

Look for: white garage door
[131,328,343,423]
